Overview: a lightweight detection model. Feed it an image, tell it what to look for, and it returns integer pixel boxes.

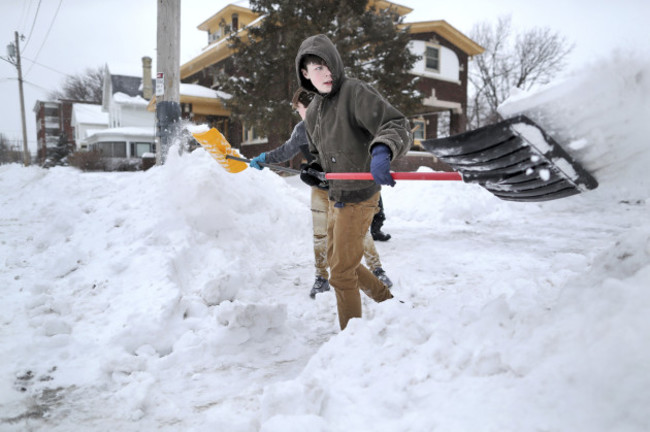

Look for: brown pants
[326,192,393,330]
[311,188,382,279]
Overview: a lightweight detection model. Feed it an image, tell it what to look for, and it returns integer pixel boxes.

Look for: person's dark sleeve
[354,83,412,161]
[266,121,308,164]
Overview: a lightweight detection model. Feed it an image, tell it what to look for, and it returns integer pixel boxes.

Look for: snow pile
[1,53,649,431]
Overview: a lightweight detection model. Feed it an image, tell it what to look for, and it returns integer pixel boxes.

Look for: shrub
[68,150,105,171]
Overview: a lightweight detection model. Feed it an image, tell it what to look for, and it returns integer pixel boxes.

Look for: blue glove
[370,144,395,187]
[249,153,266,170]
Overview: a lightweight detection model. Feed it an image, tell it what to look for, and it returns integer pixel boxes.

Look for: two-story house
[36,57,158,168]
[173,1,483,164]
[33,98,97,163]
[83,58,157,165]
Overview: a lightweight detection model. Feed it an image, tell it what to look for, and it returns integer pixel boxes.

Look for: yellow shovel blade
[192,128,248,173]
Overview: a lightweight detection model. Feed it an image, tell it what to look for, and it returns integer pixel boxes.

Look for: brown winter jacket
[295,34,412,203]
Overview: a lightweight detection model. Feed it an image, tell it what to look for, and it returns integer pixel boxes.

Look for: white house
[71,103,109,150]
[84,127,157,159]
[84,58,157,165]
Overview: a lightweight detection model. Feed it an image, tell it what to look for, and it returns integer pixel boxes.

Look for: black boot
[372,267,393,288]
[371,227,391,242]
[309,276,330,299]
[371,198,391,241]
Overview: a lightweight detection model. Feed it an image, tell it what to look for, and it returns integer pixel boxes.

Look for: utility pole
[156,0,181,165]
[6,32,31,166]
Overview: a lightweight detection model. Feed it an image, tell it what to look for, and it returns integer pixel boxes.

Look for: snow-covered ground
[1,55,649,431]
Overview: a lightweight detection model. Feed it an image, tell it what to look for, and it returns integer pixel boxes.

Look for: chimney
[142,56,153,100]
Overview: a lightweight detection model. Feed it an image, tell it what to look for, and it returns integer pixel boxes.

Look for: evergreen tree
[218,0,421,143]
[44,133,75,168]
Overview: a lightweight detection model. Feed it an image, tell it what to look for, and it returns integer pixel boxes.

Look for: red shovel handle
[324,172,462,181]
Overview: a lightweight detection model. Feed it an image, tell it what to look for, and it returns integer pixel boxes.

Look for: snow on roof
[86,126,156,142]
[72,104,108,125]
[180,83,231,100]
[93,126,155,137]
[112,92,150,106]
[84,128,107,138]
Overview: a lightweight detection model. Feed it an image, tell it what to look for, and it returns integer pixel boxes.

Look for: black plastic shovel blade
[421,115,598,202]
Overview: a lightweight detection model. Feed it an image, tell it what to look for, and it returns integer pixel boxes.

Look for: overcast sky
[1,0,647,153]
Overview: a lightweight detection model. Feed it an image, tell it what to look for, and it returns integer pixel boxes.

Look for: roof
[111,75,142,97]
[85,126,156,143]
[146,83,231,116]
[197,1,256,32]
[372,0,412,15]
[113,92,150,106]
[180,83,231,100]
[72,103,108,125]
[180,2,483,79]
[181,29,246,79]
[110,75,155,98]
[92,127,155,137]
[403,20,484,57]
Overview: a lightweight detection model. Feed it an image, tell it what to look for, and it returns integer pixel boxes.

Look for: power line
[24,0,64,78]
[23,79,52,93]
[0,76,50,92]
[18,0,35,35]
[22,0,43,51]
[22,56,70,77]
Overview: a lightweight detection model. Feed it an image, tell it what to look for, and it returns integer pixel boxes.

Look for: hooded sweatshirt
[295,34,412,203]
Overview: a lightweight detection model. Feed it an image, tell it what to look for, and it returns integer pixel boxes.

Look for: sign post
[155,0,181,165]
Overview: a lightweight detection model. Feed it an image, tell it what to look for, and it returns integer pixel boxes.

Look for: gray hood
[295,34,345,95]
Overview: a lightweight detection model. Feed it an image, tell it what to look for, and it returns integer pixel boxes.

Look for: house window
[411,119,426,141]
[44,107,59,117]
[131,142,153,157]
[232,14,238,31]
[242,124,266,144]
[425,45,440,72]
[208,30,220,43]
[95,141,127,158]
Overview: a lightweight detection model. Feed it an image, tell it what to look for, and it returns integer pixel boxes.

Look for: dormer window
[425,44,440,73]
[232,14,239,32]
[208,29,221,44]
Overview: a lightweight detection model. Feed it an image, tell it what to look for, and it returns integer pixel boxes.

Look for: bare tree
[48,66,104,103]
[468,16,573,128]
[0,133,23,164]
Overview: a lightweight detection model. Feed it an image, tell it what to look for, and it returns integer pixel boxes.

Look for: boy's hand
[249,153,266,170]
[370,144,395,187]
[300,162,329,190]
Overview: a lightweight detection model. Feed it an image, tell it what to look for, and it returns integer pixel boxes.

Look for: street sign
[156,72,164,97]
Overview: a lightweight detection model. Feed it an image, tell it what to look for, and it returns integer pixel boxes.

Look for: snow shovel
[420,115,598,202]
[192,128,248,173]
[192,115,597,202]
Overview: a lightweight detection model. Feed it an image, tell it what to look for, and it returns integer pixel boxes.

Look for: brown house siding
[409,31,470,135]
[410,31,469,103]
